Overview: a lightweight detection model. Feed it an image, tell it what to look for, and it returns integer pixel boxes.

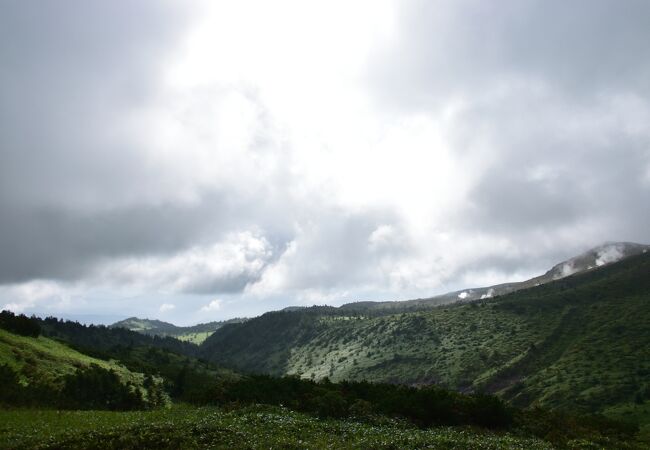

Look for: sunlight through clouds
[0,0,648,322]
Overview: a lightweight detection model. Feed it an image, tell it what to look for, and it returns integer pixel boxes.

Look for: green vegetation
[111,317,245,344]
[1,252,649,448]
[604,402,650,442]
[0,310,41,337]
[0,405,557,450]
[0,327,168,410]
[0,318,238,410]
[1,315,645,448]
[0,328,141,388]
[176,331,214,344]
[201,252,650,422]
[40,316,199,357]
[201,374,514,429]
[3,404,646,449]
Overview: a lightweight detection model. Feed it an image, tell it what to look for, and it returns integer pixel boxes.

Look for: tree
[0,310,41,337]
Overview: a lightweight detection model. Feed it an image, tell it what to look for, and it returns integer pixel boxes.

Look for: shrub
[60,365,145,410]
[0,364,22,404]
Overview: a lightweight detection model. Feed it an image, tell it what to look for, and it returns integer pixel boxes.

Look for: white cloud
[159,303,175,313]
[480,288,495,300]
[559,263,579,278]
[95,230,273,295]
[1,280,71,313]
[596,245,625,267]
[1,0,649,322]
[200,299,222,312]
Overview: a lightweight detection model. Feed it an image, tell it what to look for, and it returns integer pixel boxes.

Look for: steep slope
[0,317,240,409]
[111,317,245,344]
[201,252,650,417]
[340,242,649,311]
[0,328,144,388]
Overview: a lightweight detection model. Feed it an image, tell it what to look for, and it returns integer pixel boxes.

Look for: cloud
[370,0,650,109]
[559,263,580,278]
[95,231,274,295]
[200,299,222,312]
[366,0,650,272]
[0,0,649,322]
[595,245,625,267]
[159,303,176,313]
[1,280,71,313]
[480,289,495,300]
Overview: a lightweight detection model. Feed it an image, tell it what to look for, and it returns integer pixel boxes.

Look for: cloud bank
[1,0,649,323]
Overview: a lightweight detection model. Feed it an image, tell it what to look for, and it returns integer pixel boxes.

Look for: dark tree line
[60,365,146,410]
[38,316,199,357]
[0,310,41,337]
[0,363,149,410]
[178,374,514,429]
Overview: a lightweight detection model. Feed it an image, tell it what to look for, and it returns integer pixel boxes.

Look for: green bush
[60,365,145,411]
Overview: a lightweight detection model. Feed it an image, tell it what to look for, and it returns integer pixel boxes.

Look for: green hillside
[111,317,176,333]
[1,293,647,447]
[111,317,246,344]
[340,242,649,312]
[200,252,650,422]
[0,328,143,388]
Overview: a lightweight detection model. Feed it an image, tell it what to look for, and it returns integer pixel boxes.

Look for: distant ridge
[199,248,650,419]
[340,241,649,312]
[110,317,246,344]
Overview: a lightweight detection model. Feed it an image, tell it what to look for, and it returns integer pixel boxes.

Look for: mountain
[111,317,246,344]
[0,321,169,410]
[200,250,650,423]
[2,249,649,448]
[42,316,199,357]
[111,317,178,333]
[3,315,642,449]
[339,242,650,311]
[0,311,242,410]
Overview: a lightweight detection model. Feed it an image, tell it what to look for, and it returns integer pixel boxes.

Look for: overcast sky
[1,0,649,325]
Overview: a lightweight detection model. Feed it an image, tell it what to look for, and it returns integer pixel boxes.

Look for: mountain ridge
[339,241,649,312]
[110,317,246,344]
[199,250,650,422]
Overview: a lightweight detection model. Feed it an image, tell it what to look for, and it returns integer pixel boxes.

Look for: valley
[200,249,650,419]
[1,246,649,448]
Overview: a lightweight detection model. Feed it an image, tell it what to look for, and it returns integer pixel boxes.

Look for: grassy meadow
[0,405,561,450]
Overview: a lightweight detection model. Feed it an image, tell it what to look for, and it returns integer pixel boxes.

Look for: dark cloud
[371,0,650,110]
[1,0,649,321]
[0,1,197,280]
[367,0,650,274]
[0,1,191,205]
[456,100,650,235]
[0,1,251,287]
[0,195,229,284]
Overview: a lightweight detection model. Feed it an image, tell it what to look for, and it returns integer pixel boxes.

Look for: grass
[0,405,555,450]
[175,331,214,344]
[0,329,142,387]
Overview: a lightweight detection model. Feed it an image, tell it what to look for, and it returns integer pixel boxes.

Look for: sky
[1,0,649,325]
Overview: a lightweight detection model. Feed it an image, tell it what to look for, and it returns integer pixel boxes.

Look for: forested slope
[201,252,650,417]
